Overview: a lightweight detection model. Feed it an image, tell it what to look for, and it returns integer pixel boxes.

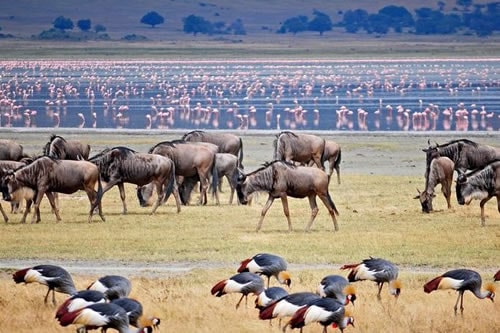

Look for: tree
[456,0,473,11]
[342,9,369,33]
[308,10,332,35]
[140,11,164,28]
[53,16,74,31]
[94,24,106,33]
[378,5,414,30]
[77,19,91,32]
[229,19,246,35]
[278,15,308,35]
[183,15,213,35]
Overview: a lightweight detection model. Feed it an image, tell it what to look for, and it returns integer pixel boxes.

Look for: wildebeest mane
[182,130,205,140]
[461,159,500,178]
[437,138,478,148]
[12,155,59,180]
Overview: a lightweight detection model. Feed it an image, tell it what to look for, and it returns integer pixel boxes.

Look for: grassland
[0,129,498,332]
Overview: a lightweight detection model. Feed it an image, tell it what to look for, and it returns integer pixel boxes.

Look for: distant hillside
[0,0,496,42]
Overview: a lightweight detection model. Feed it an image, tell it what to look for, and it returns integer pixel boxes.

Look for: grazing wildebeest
[0,160,37,223]
[273,131,326,170]
[89,146,181,215]
[414,156,454,213]
[182,130,244,167]
[146,140,218,206]
[455,160,500,226]
[0,156,104,223]
[423,139,500,175]
[0,139,29,161]
[178,153,240,205]
[43,134,91,160]
[306,140,341,184]
[236,160,339,232]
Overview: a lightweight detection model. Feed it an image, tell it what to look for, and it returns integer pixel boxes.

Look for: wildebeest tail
[238,138,244,168]
[162,162,176,204]
[95,173,104,209]
[334,147,342,171]
[320,139,327,169]
[211,157,219,196]
[327,191,339,216]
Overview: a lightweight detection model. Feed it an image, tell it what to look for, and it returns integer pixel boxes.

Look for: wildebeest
[306,140,341,184]
[455,160,500,226]
[182,130,244,167]
[423,139,500,175]
[236,160,339,232]
[273,131,326,170]
[43,134,91,160]
[0,139,29,161]
[0,156,105,223]
[89,146,181,215]
[178,153,240,205]
[0,160,37,223]
[146,140,218,205]
[414,156,454,213]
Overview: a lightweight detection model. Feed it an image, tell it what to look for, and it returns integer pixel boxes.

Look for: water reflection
[0,59,499,131]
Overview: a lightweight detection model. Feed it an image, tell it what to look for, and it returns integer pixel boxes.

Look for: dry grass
[0,130,499,332]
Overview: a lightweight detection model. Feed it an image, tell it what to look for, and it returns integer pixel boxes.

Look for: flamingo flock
[0,60,498,131]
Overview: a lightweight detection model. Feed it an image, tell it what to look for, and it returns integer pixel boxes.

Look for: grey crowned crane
[317,275,357,306]
[211,272,265,309]
[424,269,495,315]
[255,286,289,310]
[340,257,401,300]
[258,292,321,327]
[111,297,161,331]
[87,275,132,301]
[55,290,106,321]
[12,264,77,305]
[238,253,291,288]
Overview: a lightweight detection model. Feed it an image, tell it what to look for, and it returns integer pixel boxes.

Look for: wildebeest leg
[318,193,339,231]
[479,197,492,227]
[0,203,8,223]
[150,182,163,215]
[279,196,293,232]
[256,195,276,232]
[305,196,319,232]
[117,183,127,214]
[199,177,209,205]
[20,199,35,224]
[44,192,62,223]
[171,184,182,213]
[442,184,452,209]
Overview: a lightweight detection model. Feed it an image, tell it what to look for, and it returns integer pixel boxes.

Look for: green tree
[140,11,164,28]
[53,16,74,31]
[94,24,106,33]
[278,15,308,35]
[378,5,414,30]
[308,10,332,35]
[77,19,91,32]
[183,15,213,35]
[229,19,246,35]
[342,9,368,33]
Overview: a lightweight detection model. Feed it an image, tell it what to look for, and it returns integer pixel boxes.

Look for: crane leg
[235,294,245,309]
[453,291,462,315]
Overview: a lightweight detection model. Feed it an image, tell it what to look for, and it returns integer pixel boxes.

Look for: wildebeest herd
[0,131,499,230]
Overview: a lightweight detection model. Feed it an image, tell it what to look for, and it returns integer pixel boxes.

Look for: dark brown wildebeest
[236,160,339,232]
[182,130,244,167]
[43,134,91,160]
[89,146,181,215]
[0,156,105,223]
[273,131,326,171]
[0,139,29,161]
[146,140,218,206]
[305,140,341,184]
[423,139,500,175]
[456,160,500,226]
[414,156,454,213]
[0,160,38,223]
[178,153,240,205]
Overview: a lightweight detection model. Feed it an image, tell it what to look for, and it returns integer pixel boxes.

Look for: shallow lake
[1,59,499,131]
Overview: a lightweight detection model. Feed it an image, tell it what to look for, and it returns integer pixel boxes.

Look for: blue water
[1,59,499,131]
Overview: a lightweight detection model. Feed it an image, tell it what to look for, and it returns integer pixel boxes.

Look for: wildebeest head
[0,170,19,201]
[455,172,471,205]
[414,188,435,213]
[236,170,248,205]
[137,183,154,207]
